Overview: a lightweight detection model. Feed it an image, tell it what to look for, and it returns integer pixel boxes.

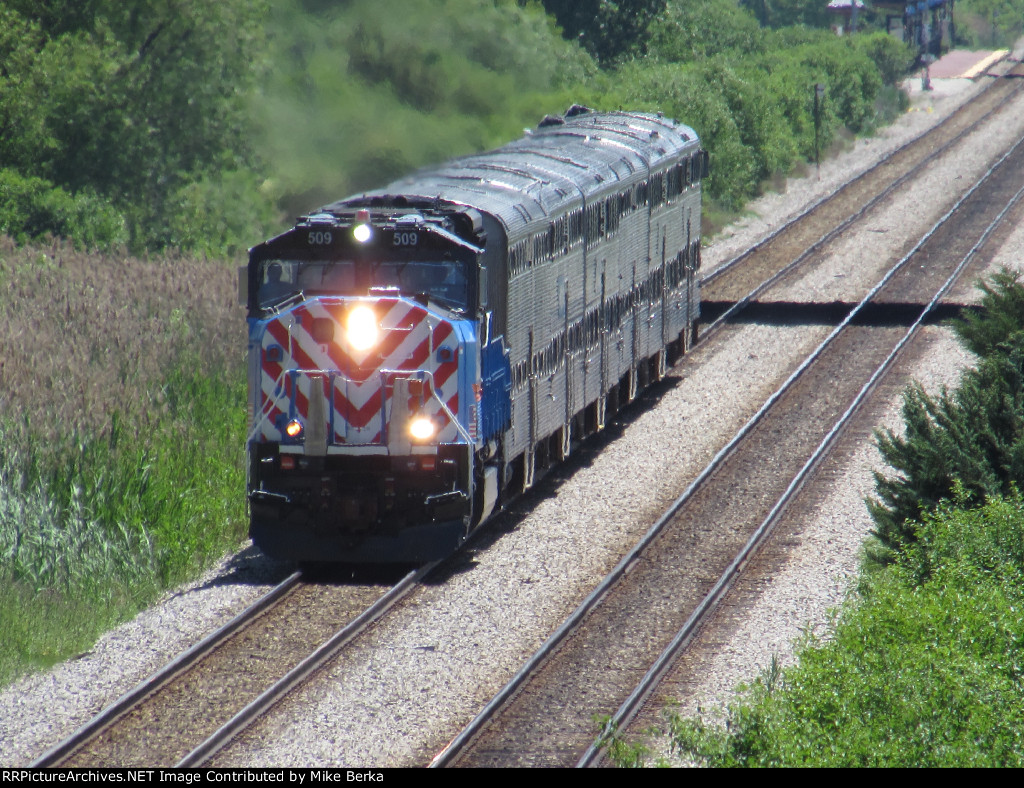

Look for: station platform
[903,46,1017,100]
[924,48,1010,79]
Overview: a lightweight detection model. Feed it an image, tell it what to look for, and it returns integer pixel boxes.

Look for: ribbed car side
[242,107,707,563]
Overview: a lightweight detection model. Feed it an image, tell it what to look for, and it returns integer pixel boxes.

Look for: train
[240,106,707,563]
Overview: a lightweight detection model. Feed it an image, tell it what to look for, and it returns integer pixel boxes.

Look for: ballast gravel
[2,54,1023,767]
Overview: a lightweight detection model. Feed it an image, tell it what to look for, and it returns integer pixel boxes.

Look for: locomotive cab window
[369,260,469,312]
[255,257,470,314]
[257,259,357,311]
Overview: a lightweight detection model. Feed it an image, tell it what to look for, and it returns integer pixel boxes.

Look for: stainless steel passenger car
[243,107,707,562]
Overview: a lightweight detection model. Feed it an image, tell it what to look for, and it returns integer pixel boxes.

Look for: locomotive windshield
[256,258,470,314]
[369,260,468,311]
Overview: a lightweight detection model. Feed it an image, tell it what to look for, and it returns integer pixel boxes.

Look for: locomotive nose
[255,295,468,451]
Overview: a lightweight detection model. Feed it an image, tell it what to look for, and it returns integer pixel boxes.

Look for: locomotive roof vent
[565,103,593,117]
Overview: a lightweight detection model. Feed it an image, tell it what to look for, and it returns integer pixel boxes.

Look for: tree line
[8,0,1003,256]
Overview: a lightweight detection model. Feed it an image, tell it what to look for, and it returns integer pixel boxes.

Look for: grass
[0,237,248,685]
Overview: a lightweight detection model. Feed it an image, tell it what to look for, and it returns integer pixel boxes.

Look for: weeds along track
[431,89,1024,769]
[701,62,1024,314]
[32,565,435,768]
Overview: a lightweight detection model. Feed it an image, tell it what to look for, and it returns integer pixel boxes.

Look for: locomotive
[241,107,707,563]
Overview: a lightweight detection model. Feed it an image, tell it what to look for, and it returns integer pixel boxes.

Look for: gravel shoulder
[2,58,1022,768]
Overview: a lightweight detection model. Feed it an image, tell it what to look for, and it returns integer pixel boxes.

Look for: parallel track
[580,132,1024,768]
[702,63,1024,306]
[431,76,1024,769]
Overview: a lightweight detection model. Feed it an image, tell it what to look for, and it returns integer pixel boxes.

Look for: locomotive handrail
[429,384,474,445]
[246,369,290,445]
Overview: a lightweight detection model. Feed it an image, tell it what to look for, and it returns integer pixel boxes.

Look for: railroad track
[430,83,1024,768]
[702,61,1024,310]
[25,64,1024,770]
[32,563,436,767]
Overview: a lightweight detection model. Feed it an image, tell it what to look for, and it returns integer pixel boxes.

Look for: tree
[647,0,763,62]
[869,274,1024,558]
[953,269,1024,359]
[739,0,833,28]
[0,1,270,251]
[540,0,666,63]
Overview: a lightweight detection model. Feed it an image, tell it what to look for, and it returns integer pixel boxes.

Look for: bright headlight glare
[409,416,435,441]
[353,223,372,243]
[285,419,304,438]
[347,305,378,351]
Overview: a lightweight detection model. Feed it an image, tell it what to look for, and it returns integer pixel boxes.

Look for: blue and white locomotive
[242,107,706,562]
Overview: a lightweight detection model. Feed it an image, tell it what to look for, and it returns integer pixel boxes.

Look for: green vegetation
[0,1,271,254]
[660,498,1024,766]
[0,240,247,684]
[622,271,1024,767]
[957,0,1024,48]
[0,169,127,250]
[257,0,595,219]
[609,21,911,212]
[540,0,667,63]
[869,269,1024,562]
[1,0,921,255]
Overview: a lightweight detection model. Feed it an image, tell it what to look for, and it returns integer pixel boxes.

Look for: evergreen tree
[952,268,1024,359]
[869,272,1024,560]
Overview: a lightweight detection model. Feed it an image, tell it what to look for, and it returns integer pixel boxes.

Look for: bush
[612,61,758,209]
[258,0,596,217]
[0,168,127,250]
[661,499,1024,767]
[869,345,1024,559]
[869,271,1024,560]
[647,0,764,62]
[165,170,281,259]
[850,31,915,86]
[797,40,883,133]
[952,268,1024,359]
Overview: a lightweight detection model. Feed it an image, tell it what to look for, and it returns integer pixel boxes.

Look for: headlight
[284,419,304,439]
[353,223,372,243]
[353,209,373,243]
[409,416,435,442]
[347,305,378,351]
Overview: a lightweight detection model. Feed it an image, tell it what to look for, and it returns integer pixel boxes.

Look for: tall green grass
[0,359,246,683]
[0,238,247,685]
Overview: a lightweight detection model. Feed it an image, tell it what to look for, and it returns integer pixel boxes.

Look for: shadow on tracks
[702,298,975,327]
